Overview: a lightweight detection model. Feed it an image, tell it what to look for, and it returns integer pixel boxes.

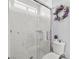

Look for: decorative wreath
[54,5,69,21]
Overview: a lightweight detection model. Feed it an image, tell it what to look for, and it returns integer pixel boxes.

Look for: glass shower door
[35,5,51,59]
[9,0,51,59]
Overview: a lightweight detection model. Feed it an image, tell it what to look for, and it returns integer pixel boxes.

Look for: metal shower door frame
[33,0,53,52]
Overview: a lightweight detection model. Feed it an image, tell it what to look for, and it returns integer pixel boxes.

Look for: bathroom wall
[9,0,70,59]
[52,0,70,59]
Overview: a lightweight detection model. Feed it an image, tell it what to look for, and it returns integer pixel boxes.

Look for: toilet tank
[52,40,65,55]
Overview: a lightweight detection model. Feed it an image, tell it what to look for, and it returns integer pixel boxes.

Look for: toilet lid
[42,52,60,59]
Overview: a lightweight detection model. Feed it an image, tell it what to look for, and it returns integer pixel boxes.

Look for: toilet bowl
[42,40,65,59]
[42,52,60,59]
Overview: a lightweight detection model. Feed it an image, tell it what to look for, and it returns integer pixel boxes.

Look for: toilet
[42,40,65,59]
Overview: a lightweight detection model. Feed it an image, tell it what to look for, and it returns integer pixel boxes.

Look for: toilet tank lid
[53,40,65,45]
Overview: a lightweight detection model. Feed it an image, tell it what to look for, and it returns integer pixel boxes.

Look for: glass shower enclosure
[9,0,52,59]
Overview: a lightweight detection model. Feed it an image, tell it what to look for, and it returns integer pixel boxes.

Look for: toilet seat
[42,52,60,59]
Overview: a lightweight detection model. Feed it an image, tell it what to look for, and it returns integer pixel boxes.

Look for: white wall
[52,0,70,59]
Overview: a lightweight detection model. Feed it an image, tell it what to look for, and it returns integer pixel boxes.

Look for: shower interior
[9,0,52,59]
